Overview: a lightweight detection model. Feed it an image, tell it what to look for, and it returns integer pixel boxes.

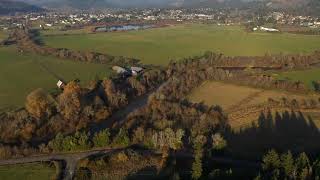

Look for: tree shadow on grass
[224,110,320,160]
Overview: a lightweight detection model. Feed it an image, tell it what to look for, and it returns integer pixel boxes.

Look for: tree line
[3,29,139,66]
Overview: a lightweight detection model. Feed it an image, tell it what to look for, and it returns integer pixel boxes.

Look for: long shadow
[224,110,320,160]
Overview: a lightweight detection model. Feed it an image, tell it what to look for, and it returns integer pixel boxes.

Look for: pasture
[42,24,320,65]
[0,46,112,109]
[274,68,320,89]
[0,163,56,180]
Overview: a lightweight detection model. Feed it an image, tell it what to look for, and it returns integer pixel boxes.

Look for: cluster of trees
[46,128,130,153]
[256,150,320,180]
[0,67,166,157]
[123,98,227,148]
[72,132,228,180]
[200,51,320,70]
[6,29,139,65]
[167,54,308,94]
[76,149,162,180]
[47,131,91,152]
[190,133,228,180]
[151,128,184,150]
[268,97,320,110]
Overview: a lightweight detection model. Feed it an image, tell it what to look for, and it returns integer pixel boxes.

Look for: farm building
[57,80,65,89]
[112,66,128,74]
[131,66,144,76]
[112,66,144,76]
[260,26,280,32]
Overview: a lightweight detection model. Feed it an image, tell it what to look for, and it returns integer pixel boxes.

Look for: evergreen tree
[280,151,295,179]
[112,128,130,147]
[191,135,206,180]
[93,129,110,148]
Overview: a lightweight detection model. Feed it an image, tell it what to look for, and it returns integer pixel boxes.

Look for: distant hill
[17,0,114,9]
[0,0,43,15]
[12,0,320,14]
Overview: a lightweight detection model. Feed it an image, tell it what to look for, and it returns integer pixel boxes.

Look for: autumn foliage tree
[58,81,82,120]
[25,88,53,120]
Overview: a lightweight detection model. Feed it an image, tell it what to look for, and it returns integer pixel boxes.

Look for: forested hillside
[0,0,43,15]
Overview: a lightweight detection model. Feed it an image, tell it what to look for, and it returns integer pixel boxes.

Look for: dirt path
[88,90,154,134]
[226,90,265,113]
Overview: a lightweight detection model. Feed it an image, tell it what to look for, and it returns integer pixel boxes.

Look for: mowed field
[0,46,112,109]
[0,163,56,180]
[188,81,320,128]
[188,81,315,109]
[42,24,320,65]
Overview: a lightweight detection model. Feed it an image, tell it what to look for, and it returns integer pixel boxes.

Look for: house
[57,80,65,89]
[130,67,144,76]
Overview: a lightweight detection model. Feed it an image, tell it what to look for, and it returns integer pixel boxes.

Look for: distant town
[1,8,320,33]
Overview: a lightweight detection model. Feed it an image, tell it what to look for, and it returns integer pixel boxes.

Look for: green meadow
[0,46,112,109]
[43,24,320,65]
[274,68,320,89]
[2,24,320,108]
[0,163,56,180]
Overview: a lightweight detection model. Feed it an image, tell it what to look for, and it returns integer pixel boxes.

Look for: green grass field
[0,46,112,109]
[274,68,320,89]
[0,163,56,180]
[42,24,320,65]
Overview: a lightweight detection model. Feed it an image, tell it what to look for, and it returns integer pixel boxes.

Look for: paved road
[0,147,260,180]
[0,148,127,180]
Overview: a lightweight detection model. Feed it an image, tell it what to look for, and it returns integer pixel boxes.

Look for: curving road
[0,148,128,180]
[0,147,260,180]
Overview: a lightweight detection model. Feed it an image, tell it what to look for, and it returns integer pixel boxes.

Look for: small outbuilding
[57,80,65,89]
[130,66,144,76]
